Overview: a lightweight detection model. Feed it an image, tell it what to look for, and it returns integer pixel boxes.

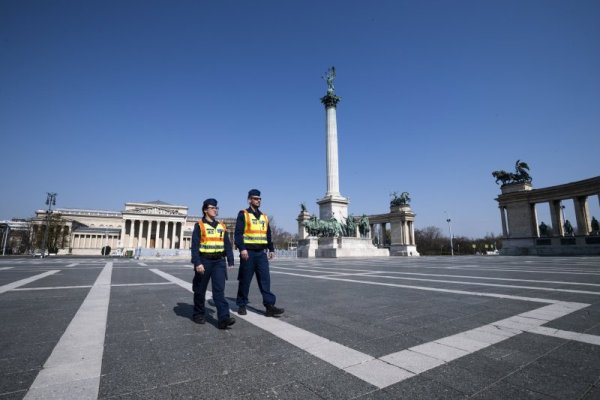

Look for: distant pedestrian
[235,189,284,317]
[191,198,236,329]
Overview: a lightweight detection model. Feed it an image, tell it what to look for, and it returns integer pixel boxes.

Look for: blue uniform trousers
[236,250,276,307]
[193,258,230,322]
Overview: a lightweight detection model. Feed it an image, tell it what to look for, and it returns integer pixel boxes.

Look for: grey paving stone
[380,374,465,399]
[167,375,239,400]
[23,268,101,287]
[451,353,519,379]
[531,356,599,387]
[477,345,544,367]
[504,360,593,399]
[421,362,501,395]
[351,332,424,358]
[0,370,39,395]
[0,389,27,399]
[580,382,600,400]
[491,332,565,356]
[99,368,164,398]
[545,341,600,375]
[244,381,324,400]
[110,268,169,285]
[470,380,556,399]
[300,369,376,399]
[545,308,600,332]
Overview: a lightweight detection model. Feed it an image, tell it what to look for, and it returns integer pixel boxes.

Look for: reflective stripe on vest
[199,220,227,253]
[242,210,268,245]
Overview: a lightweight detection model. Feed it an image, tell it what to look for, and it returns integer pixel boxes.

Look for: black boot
[238,306,247,315]
[218,316,236,329]
[265,304,284,317]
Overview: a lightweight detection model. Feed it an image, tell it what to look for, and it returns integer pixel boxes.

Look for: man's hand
[195,264,205,273]
[268,251,274,260]
[240,250,249,261]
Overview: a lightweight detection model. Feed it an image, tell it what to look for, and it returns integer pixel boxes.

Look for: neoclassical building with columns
[32,200,235,256]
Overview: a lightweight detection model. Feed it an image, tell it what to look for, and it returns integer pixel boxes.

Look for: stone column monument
[317,66,349,221]
[389,192,420,256]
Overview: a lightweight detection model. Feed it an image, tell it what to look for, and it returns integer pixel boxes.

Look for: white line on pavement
[0,267,13,271]
[527,326,600,346]
[138,262,148,266]
[111,282,175,287]
[271,270,560,304]
[149,268,591,389]
[273,265,600,287]
[12,285,94,291]
[341,274,600,295]
[0,270,59,294]
[10,282,174,291]
[64,263,79,268]
[24,262,113,400]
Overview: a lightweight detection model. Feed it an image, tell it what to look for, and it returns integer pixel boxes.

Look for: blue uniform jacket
[191,217,234,267]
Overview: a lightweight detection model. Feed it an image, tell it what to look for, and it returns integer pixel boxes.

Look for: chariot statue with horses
[390,191,411,207]
[492,160,533,186]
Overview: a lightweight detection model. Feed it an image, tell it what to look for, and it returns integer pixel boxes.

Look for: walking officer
[191,198,236,329]
[235,189,284,317]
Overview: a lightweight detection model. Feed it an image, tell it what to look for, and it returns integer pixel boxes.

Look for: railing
[274,249,297,258]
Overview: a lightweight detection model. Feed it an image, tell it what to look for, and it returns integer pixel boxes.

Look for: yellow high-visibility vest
[242,210,269,245]
[198,220,227,253]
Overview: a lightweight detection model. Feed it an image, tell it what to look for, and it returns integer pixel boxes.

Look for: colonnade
[500,195,600,238]
[369,221,416,246]
[121,219,186,250]
[497,179,600,238]
[72,233,118,249]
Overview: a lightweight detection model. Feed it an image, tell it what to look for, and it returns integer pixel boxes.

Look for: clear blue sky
[1,0,599,238]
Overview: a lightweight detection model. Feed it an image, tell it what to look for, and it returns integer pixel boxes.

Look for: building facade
[31,200,236,256]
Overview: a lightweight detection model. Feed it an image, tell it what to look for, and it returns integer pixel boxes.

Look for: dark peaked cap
[202,198,218,210]
[248,189,261,198]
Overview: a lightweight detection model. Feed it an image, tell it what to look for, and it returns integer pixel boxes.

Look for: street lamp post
[40,193,57,258]
[446,218,454,256]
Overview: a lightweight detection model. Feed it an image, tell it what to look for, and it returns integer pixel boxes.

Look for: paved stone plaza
[1,256,600,399]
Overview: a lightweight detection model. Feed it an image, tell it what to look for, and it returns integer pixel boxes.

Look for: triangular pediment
[127,207,184,216]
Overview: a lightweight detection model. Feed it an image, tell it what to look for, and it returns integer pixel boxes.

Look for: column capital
[320,93,341,108]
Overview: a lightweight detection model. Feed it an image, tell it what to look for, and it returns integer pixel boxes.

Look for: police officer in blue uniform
[191,198,236,329]
[235,189,284,317]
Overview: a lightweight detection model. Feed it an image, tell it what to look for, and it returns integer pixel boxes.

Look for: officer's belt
[199,252,225,260]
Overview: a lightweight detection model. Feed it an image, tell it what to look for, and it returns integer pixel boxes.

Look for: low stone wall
[501,237,600,256]
[315,237,389,258]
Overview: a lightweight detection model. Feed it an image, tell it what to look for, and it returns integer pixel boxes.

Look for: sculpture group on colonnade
[492,160,532,186]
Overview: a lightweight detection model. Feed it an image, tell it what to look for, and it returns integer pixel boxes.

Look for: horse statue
[327,217,343,237]
[390,191,411,207]
[492,170,512,185]
[341,214,356,237]
[303,216,320,237]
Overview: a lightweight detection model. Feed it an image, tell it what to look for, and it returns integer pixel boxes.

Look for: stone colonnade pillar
[121,218,187,249]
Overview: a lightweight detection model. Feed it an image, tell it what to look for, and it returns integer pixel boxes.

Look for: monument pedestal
[297,237,318,258]
[317,195,349,221]
[390,244,419,256]
[315,237,389,258]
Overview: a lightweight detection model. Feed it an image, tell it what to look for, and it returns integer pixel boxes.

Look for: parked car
[32,249,49,258]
